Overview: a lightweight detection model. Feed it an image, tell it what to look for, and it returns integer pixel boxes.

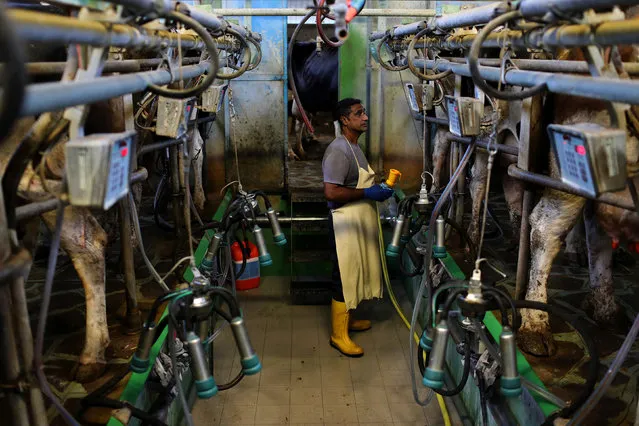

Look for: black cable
[468,11,547,101]
[218,371,244,391]
[513,300,599,425]
[34,194,82,426]
[486,291,509,328]
[441,288,468,320]
[0,2,26,145]
[147,11,219,99]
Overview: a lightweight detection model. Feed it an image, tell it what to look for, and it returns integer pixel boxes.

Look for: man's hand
[364,184,394,202]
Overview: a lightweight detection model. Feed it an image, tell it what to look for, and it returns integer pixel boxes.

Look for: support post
[515,95,543,300]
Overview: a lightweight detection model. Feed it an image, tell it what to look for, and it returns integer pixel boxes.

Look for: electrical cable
[478,374,489,425]
[288,10,316,134]
[567,311,639,426]
[468,11,547,101]
[34,194,82,426]
[0,1,26,145]
[147,11,219,99]
[376,211,452,425]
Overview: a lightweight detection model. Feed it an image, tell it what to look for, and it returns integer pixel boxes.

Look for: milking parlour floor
[465,193,639,426]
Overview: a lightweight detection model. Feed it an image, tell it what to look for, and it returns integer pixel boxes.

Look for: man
[322,98,394,357]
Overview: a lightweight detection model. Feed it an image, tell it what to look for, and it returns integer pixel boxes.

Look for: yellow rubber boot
[348,318,372,332]
[330,299,364,357]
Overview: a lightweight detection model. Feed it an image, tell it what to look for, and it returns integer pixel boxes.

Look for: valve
[190,274,213,339]
[266,207,287,246]
[415,171,432,215]
[433,215,447,259]
[252,225,273,267]
[386,214,405,258]
[230,316,262,375]
[423,320,449,389]
[499,326,522,397]
[130,322,157,373]
[186,332,218,399]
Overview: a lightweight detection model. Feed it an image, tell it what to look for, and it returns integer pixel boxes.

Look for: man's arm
[324,182,364,204]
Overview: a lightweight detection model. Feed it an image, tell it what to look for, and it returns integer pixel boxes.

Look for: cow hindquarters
[42,207,110,383]
[519,190,585,356]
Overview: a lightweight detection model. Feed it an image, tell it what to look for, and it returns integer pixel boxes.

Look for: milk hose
[377,209,452,426]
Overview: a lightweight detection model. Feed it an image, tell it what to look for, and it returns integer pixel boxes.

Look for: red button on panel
[120,147,128,157]
[575,145,586,156]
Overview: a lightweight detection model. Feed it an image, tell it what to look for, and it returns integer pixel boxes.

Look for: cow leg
[518,191,585,356]
[583,203,619,323]
[502,172,524,233]
[295,118,307,160]
[430,130,451,192]
[467,150,488,250]
[565,215,588,266]
[42,207,109,383]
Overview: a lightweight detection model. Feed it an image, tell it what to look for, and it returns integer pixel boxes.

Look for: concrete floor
[192,276,456,426]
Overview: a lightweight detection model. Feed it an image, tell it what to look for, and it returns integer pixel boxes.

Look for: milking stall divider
[2,0,639,425]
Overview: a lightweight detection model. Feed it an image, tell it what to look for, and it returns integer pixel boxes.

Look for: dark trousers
[327,211,345,302]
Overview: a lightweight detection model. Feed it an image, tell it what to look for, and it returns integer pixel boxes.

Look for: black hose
[211,308,245,390]
[484,287,517,330]
[478,374,489,425]
[0,2,26,145]
[434,334,472,397]
[399,241,423,277]
[376,34,409,71]
[232,230,248,279]
[147,11,219,99]
[485,291,509,328]
[407,28,452,81]
[444,216,477,260]
[216,27,251,80]
[468,11,547,101]
[513,300,599,425]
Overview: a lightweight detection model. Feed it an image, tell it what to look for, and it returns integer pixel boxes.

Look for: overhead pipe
[26,57,200,75]
[446,133,518,157]
[8,9,205,50]
[412,59,639,106]
[202,8,436,17]
[176,2,226,32]
[370,0,639,40]
[508,165,636,211]
[407,20,639,51]
[20,63,208,117]
[443,57,639,75]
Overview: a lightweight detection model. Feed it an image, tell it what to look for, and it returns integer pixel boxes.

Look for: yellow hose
[377,210,452,426]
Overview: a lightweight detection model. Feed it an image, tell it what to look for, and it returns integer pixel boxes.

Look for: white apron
[331,142,384,310]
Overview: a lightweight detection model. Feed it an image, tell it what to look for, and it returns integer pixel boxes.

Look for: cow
[288,39,339,160]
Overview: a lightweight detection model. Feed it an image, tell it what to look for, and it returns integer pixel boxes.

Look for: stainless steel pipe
[9,9,205,50]
[444,57,639,75]
[411,20,639,51]
[370,0,639,40]
[26,57,201,75]
[203,8,436,17]
[15,168,149,222]
[176,2,226,32]
[508,164,636,211]
[447,133,519,157]
[20,63,208,117]
[412,59,639,106]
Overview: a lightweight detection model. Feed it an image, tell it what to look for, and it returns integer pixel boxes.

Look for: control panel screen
[551,130,595,196]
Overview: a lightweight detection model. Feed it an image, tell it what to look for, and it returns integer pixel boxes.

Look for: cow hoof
[583,290,621,326]
[73,362,107,383]
[517,328,557,357]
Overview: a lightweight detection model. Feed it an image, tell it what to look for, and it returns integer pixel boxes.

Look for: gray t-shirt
[322,136,370,208]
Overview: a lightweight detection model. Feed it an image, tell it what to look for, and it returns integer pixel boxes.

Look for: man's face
[342,103,368,133]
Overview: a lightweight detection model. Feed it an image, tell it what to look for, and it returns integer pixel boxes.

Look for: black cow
[288,40,339,160]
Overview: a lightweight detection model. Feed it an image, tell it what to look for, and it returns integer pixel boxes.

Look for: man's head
[333,98,368,134]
